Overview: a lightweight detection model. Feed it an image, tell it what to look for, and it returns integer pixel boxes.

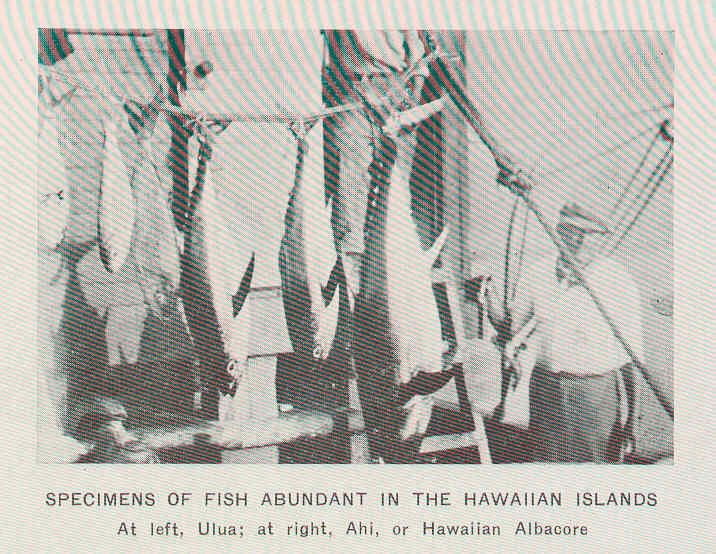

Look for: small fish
[279,119,340,360]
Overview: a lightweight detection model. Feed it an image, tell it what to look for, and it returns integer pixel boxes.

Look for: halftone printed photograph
[37,28,673,465]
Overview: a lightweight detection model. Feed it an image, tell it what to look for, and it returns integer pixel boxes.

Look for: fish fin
[424,225,451,266]
[318,197,338,289]
[315,284,340,359]
[232,252,255,317]
[321,258,342,305]
[227,308,251,369]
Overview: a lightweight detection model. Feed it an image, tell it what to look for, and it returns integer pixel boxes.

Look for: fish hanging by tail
[279,119,341,361]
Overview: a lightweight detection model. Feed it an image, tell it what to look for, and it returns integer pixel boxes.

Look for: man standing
[485,203,642,463]
[322,30,430,307]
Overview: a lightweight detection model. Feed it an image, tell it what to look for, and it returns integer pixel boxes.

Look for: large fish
[76,108,182,367]
[353,115,450,461]
[97,106,137,273]
[278,120,341,361]
[179,129,256,418]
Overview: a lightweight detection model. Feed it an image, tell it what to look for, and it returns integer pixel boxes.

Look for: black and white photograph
[36,28,674,465]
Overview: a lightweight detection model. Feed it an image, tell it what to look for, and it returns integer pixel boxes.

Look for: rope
[540,124,656,178]
[608,128,661,216]
[584,124,672,264]
[509,203,530,302]
[605,149,673,258]
[45,51,459,127]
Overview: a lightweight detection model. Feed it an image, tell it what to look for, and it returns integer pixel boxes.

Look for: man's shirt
[536,256,644,376]
[324,30,429,77]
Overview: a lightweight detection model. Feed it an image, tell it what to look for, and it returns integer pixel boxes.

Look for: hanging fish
[353,119,450,460]
[179,128,256,418]
[383,138,450,386]
[97,106,137,273]
[278,119,340,361]
[130,113,183,317]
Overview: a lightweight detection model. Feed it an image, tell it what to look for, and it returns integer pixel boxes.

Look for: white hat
[557,202,610,236]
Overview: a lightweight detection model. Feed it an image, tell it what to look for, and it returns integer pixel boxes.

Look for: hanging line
[540,123,657,179]
[537,101,672,176]
[509,201,530,303]
[607,126,661,216]
[45,50,458,126]
[502,199,519,331]
[605,147,673,259]
[581,124,661,263]
[584,122,672,264]
[593,102,673,125]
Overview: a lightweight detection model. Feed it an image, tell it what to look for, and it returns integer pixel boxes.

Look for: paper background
[2,1,712,551]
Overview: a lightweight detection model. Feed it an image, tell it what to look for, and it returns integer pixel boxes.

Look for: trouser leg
[530,369,622,463]
[528,364,565,462]
[566,371,621,463]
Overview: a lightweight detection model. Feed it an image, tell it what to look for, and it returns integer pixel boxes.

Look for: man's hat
[557,202,610,236]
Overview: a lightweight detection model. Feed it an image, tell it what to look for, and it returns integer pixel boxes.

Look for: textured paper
[2,1,712,552]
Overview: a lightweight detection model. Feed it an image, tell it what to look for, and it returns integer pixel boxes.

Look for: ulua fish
[278,119,341,361]
[179,130,256,418]
[97,105,137,273]
[76,108,182,367]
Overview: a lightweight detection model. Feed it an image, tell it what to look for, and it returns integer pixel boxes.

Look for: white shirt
[538,256,644,376]
[329,30,429,77]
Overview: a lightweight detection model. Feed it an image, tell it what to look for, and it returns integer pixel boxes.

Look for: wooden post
[221,357,280,463]
[166,29,191,233]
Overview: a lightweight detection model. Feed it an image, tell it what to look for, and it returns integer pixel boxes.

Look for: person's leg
[563,372,620,463]
[528,364,566,462]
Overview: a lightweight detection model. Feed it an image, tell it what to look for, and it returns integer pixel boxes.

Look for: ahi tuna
[278,119,340,361]
[179,129,256,418]
[353,116,450,461]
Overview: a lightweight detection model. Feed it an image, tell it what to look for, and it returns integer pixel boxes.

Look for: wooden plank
[139,409,334,451]
[470,413,493,464]
[418,413,492,464]
[244,288,293,357]
[420,432,479,454]
[346,378,371,463]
